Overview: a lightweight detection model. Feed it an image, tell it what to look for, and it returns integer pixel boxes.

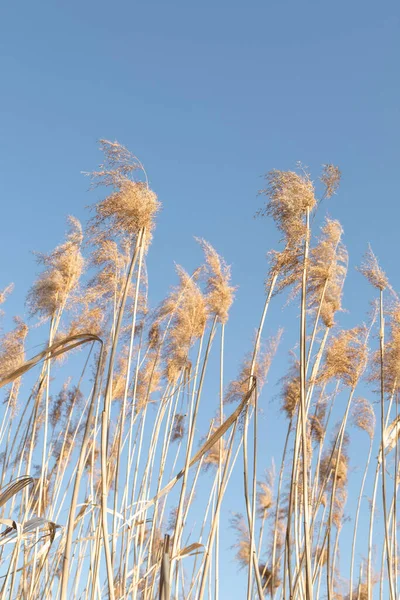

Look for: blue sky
[1,0,400,597]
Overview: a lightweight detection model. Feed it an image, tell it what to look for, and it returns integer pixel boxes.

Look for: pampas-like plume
[230,513,251,568]
[225,330,282,405]
[134,351,161,413]
[159,266,207,383]
[87,140,160,245]
[352,398,375,440]
[27,216,84,319]
[320,164,341,199]
[307,218,347,326]
[90,179,160,242]
[320,443,349,488]
[0,317,29,381]
[89,139,142,183]
[279,356,300,420]
[256,471,273,517]
[258,168,316,245]
[197,238,235,323]
[319,326,368,388]
[359,245,388,291]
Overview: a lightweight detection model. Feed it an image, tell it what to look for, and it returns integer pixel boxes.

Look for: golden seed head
[359,245,388,290]
[0,317,29,382]
[320,445,349,489]
[256,469,274,516]
[87,140,160,247]
[319,326,368,388]
[320,164,341,198]
[225,331,282,405]
[159,266,207,383]
[279,356,300,419]
[352,397,375,440]
[307,218,347,326]
[27,216,84,319]
[230,513,251,568]
[259,168,316,245]
[197,238,235,323]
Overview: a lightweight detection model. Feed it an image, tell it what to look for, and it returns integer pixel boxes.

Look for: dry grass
[0,144,397,600]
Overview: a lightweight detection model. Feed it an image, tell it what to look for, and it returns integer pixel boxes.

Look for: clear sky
[1,0,400,597]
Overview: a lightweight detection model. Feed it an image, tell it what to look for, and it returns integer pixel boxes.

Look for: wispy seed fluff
[230,513,251,569]
[27,216,84,319]
[225,330,282,405]
[256,468,274,517]
[258,167,317,298]
[359,245,388,291]
[279,355,300,420]
[319,326,368,388]
[88,140,160,246]
[307,218,348,328]
[158,266,207,384]
[320,443,349,489]
[0,317,29,382]
[0,284,13,317]
[258,168,317,245]
[320,164,341,199]
[197,238,235,323]
[351,397,375,440]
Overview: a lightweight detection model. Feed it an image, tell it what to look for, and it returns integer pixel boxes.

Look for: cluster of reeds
[0,143,397,599]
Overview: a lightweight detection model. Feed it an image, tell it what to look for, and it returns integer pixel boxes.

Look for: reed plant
[0,142,397,599]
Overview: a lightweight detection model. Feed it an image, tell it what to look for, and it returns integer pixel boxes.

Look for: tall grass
[0,143,397,599]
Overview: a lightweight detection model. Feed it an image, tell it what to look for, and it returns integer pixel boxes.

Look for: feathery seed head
[320,445,349,488]
[88,140,160,246]
[306,219,347,325]
[319,326,368,388]
[256,470,274,517]
[197,238,235,323]
[0,317,29,382]
[320,164,341,198]
[359,245,388,291]
[160,266,207,383]
[259,168,316,245]
[280,356,300,420]
[135,352,161,413]
[309,414,325,444]
[225,331,282,405]
[230,513,251,568]
[27,216,84,319]
[352,398,375,440]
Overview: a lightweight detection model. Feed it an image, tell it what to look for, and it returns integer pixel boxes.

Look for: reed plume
[27,216,83,320]
[197,238,235,323]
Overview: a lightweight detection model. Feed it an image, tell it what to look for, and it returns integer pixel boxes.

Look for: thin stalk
[243,271,278,600]
[60,341,104,600]
[379,288,395,599]
[170,318,216,564]
[349,436,373,600]
[299,206,313,600]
